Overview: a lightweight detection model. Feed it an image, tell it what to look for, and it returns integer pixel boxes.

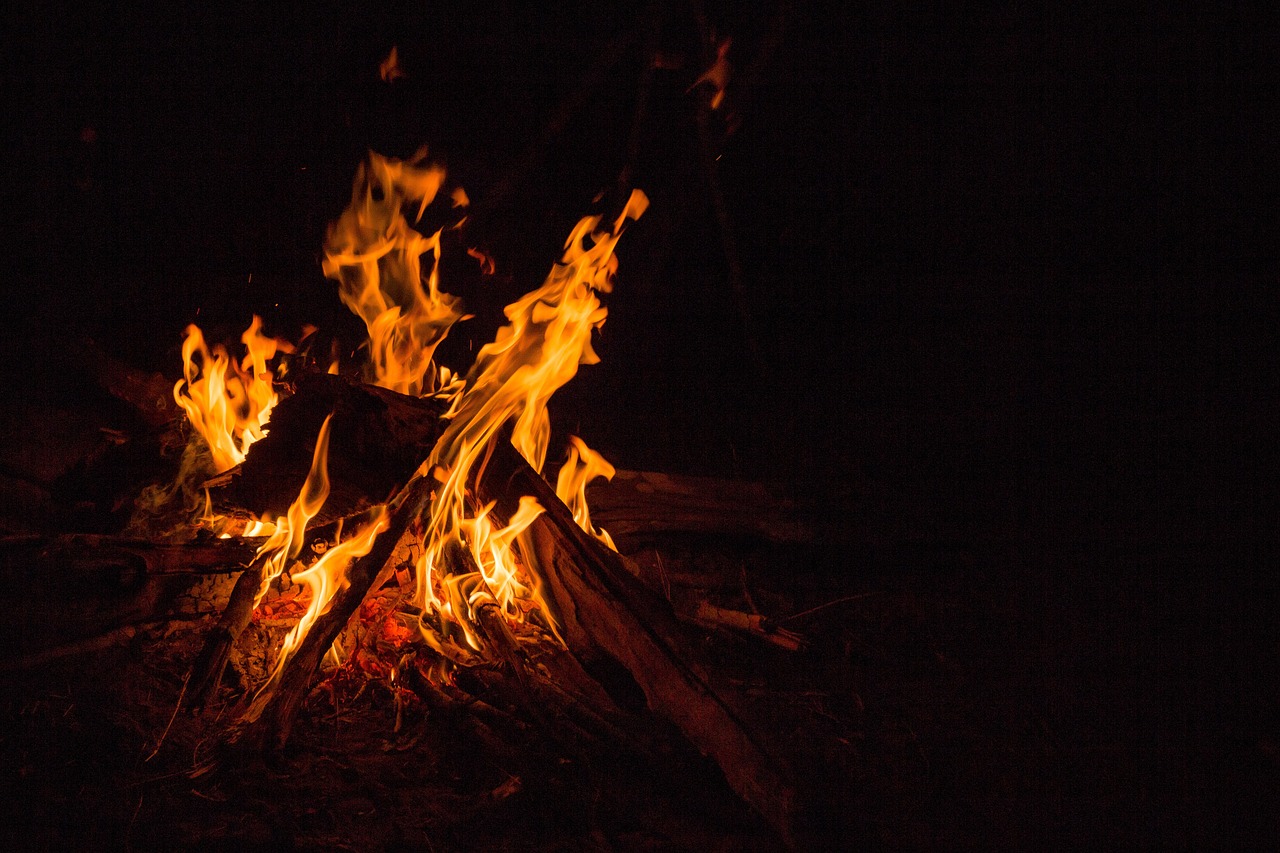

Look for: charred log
[479,439,799,845]
[218,373,448,523]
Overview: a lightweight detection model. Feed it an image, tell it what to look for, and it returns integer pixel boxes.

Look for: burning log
[234,473,432,751]
[215,372,449,522]
[479,438,799,844]
[184,510,381,708]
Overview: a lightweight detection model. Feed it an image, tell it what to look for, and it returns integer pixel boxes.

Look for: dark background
[1,0,1275,846]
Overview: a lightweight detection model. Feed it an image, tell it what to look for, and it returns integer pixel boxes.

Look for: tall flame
[321,151,464,397]
[410,189,647,645]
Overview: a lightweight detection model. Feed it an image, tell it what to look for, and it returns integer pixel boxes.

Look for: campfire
[14,148,809,844]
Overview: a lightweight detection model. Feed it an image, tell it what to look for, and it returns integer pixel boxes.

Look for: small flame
[321,151,466,397]
[555,435,617,551]
[690,36,733,110]
[173,316,291,474]
[379,46,405,82]
[247,505,389,720]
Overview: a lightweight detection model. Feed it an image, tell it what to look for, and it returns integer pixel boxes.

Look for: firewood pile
[0,149,850,850]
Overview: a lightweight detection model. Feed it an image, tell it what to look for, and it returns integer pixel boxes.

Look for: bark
[235,474,433,752]
[587,469,812,545]
[478,439,799,845]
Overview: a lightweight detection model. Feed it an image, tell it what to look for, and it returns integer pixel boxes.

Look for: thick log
[224,374,807,547]
[478,439,798,846]
[586,469,812,546]
[0,534,261,666]
[219,373,448,523]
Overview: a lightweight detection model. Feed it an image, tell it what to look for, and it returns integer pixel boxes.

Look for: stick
[478,438,798,845]
[234,474,434,751]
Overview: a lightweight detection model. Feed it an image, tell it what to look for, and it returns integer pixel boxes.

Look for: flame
[321,151,466,397]
[554,435,617,551]
[379,46,405,82]
[173,316,289,474]
[251,414,335,609]
[403,189,646,651]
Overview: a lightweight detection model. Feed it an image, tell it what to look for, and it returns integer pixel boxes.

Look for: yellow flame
[173,316,289,474]
[321,150,465,397]
[251,413,335,608]
[554,435,617,551]
[407,190,647,648]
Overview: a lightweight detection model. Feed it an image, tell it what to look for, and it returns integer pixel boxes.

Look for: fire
[555,435,618,551]
[321,151,466,398]
[173,150,645,703]
[409,189,647,648]
[173,315,290,474]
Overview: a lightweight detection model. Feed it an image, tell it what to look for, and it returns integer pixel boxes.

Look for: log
[586,469,813,546]
[235,473,433,751]
[0,534,261,666]
[478,439,799,846]
[218,373,448,523]
[225,375,807,548]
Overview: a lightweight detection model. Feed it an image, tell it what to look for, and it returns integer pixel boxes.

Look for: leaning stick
[234,474,434,751]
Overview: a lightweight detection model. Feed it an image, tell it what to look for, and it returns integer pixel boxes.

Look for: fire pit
[0,140,834,849]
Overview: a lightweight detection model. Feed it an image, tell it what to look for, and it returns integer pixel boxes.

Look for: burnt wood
[479,439,799,845]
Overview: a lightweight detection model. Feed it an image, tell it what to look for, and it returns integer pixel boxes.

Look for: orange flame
[321,151,465,397]
[173,316,290,474]
[379,46,405,82]
[555,435,617,551]
[251,413,334,609]
[408,189,647,648]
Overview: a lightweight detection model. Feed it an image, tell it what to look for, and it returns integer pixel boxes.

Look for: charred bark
[479,439,799,845]
[234,474,433,752]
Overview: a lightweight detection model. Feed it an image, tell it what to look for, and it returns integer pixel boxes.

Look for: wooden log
[0,534,261,666]
[586,469,813,546]
[235,473,434,751]
[218,373,448,523]
[478,439,798,846]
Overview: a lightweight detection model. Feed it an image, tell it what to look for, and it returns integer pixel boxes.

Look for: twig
[779,592,883,624]
[144,671,190,762]
[693,601,806,651]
